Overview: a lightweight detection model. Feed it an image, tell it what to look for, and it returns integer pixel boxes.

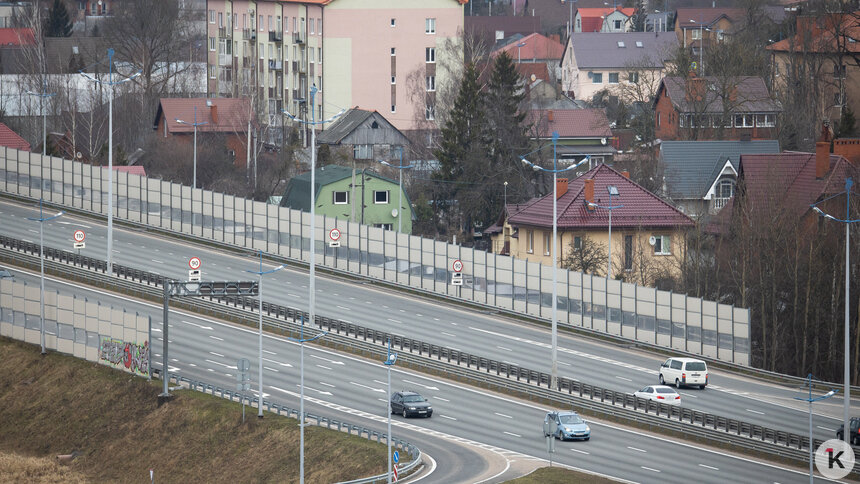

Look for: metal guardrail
[156,371,422,484]
[2,236,858,472]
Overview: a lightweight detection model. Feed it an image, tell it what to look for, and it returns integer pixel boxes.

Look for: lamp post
[245,250,285,418]
[811,177,858,445]
[80,49,140,276]
[287,315,327,484]
[794,374,838,483]
[504,181,508,207]
[520,132,590,389]
[26,80,56,156]
[690,19,704,75]
[561,0,575,37]
[26,199,63,354]
[382,339,398,484]
[516,41,527,63]
[587,185,622,279]
[175,106,208,189]
[378,146,413,233]
[283,85,343,484]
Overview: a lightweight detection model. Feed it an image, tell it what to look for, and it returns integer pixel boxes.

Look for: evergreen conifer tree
[45,0,73,37]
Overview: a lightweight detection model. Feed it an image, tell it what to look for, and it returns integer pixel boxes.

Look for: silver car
[543,411,591,441]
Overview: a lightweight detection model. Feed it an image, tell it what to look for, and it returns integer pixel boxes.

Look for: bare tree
[562,236,608,275]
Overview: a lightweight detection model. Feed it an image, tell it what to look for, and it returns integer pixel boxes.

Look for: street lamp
[561,0,575,38]
[811,177,858,445]
[175,105,208,189]
[378,146,413,233]
[382,339,398,484]
[520,132,590,389]
[504,181,508,207]
[794,374,838,483]
[26,198,63,354]
[283,85,343,484]
[80,49,141,276]
[516,41,527,63]
[587,185,622,279]
[25,80,56,156]
[245,250,285,418]
[287,315,327,484]
[690,19,704,75]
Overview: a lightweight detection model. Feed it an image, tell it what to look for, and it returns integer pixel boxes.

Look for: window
[277,16,281,32]
[591,72,603,83]
[353,144,372,159]
[717,179,734,199]
[628,71,639,83]
[576,18,581,30]
[734,114,753,128]
[608,72,619,84]
[543,231,551,255]
[574,236,582,251]
[426,18,436,34]
[624,235,633,270]
[209,9,215,23]
[654,235,671,255]
[310,17,314,34]
[218,12,223,27]
[268,15,273,31]
[391,47,395,56]
[318,19,322,34]
[209,64,216,79]
[209,37,216,51]
[527,230,534,253]
[391,76,396,84]
[691,28,701,40]
[374,190,390,204]
[333,191,348,204]
[374,223,394,230]
[391,18,396,27]
[391,105,396,113]
[426,75,435,91]
[259,15,263,31]
[285,16,289,32]
[425,104,435,120]
[426,47,435,63]
[656,112,661,127]
[613,19,622,30]
[755,114,775,127]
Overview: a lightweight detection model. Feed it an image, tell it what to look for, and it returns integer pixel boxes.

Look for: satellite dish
[530,74,536,82]
[601,138,608,145]
[391,209,399,217]
[76,152,82,159]
[649,236,656,246]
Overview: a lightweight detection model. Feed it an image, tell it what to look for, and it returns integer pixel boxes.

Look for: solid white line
[641,466,661,473]
[495,412,513,419]
[746,408,765,415]
[503,431,521,438]
[699,464,719,471]
[569,448,590,455]
[627,446,647,453]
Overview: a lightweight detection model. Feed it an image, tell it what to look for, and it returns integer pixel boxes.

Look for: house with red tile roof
[0,28,35,46]
[526,108,616,165]
[493,32,564,83]
[154,98,253,168]
[0,122,30,152]
[574,7,635,33]
[491,163,694,283]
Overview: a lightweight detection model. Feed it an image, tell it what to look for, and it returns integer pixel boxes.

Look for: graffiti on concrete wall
[99,338,149,376]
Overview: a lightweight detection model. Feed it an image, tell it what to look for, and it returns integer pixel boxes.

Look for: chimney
[816,141,831,179]
[621,171,630,179]
[209,101,218,124]
[548,110,554,122]
[833,138,860,166]
[584,178,594,206]
[556,178,568,199]
[687,77,706,101]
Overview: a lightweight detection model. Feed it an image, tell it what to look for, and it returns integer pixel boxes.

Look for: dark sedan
[390,391,433,418]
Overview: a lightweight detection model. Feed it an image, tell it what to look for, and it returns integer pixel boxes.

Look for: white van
[658,357,708,389]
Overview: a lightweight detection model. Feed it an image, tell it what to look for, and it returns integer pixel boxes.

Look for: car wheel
[837,431,843,441]
[659,374,665,385]
[675,379,682,389]
[699,384,706,390]
[585,437,590,441]
[402,409,408,418]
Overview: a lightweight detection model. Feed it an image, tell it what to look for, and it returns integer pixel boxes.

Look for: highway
[5,268,841,484]
[1,197,857,444]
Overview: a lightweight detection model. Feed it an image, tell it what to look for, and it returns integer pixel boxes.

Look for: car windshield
[403,395,424,403]
[656,387,677,394]
[686,362,706,371]
[558,414,583,425]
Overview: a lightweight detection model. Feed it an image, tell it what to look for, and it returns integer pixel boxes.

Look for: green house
[280,164,413,233]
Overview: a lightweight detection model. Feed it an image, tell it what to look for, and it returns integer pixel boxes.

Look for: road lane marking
[298,385,332,396]
[388,318,402,324]
[181,320,213,330]
[350,381,384,392]
[403,379,439,391]
[204,359,233,369]
[316,364,332,370]
[263,358,291,367]
[309,354,344,365]
[558,361,571,366]
[264,366,279,372]
[209,335,224,341]
[569,448,590,455]
[641,467,660,473]
[615,376,632,382]
[699,464,719,471]
[336,305,350,310]
[439,415,457,421]
[746,408,765,415]
[494,412,513,419]
[441,332,456,337]
[263,350,276,355]
[434,397,450,402]
[497,346,512,352]
[817,426,836,432]
[503,431,521,438]
[319,382,336,388]
[151,259,164,264]
[209,352,224,357]
[627,447,647,453]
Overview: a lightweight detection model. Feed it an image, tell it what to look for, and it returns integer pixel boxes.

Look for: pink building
[206,0,465,133]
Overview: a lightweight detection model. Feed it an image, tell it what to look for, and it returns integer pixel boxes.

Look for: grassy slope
[506,466,620,483]
[0,337,386,483]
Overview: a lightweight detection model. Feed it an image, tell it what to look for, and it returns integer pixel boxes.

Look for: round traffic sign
[329,228,341,241]
[393,450,400,464]
[73,229,86,242]
[452,259,463,272]
[188,257,201,270]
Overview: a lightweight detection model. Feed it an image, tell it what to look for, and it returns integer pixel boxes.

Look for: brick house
[654,76,782,141]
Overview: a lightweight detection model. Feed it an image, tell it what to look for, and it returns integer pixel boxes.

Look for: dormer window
[617,41,625,48]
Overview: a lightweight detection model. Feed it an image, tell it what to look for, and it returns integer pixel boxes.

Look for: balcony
[250,31,257,42]
[294,32,304,44]
[268,60,283,70]
[713,197,730,211]
[242,28,251,40]
[269,30,282,42]
[218,26,228,37]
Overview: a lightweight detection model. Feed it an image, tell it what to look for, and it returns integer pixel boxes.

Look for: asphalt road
[5,269,843,484]
[1,197,857,444]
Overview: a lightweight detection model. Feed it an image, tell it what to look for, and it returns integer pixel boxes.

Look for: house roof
[315,107,407,147]
[768,14,860,54]
[507,163,694,230]
[0,28,35,47]
[527,108,613,139]
[0,122,30,151]
[155,98,252,134]
[660,140,781,199]
[657,76,782,114]
[280,164,407,212]
[569,32,678,69]
[465,15,541,47]
[578,7,636,18]
[493,32,564,61]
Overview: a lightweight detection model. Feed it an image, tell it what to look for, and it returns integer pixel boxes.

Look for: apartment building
[206,0,466,134]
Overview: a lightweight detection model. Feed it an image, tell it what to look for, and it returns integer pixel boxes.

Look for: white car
[658,357,708,389]
[634,385,681,405]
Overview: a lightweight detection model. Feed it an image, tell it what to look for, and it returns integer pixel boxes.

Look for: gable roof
[676,7,787,30]
[315,107,407,146]
[660,140,781,199]
[768,13,860,54]
[0,122,30,151]
[493,32,564,61]
[656,76,782,114]
[280,164,403,212]
[155,98,252,134]
[569,32,678,69]
[527,108,612,139]
[507,163,694,230]
[578,7,636,19]
[0,28,35,47]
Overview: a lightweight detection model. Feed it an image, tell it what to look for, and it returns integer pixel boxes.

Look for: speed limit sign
[452,259,463,273]
[73,230,86,242]
[188,257,201,270]
[329,228,341,248]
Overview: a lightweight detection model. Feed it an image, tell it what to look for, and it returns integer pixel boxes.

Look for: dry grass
[507,466,621,483]
[0,337,387,484]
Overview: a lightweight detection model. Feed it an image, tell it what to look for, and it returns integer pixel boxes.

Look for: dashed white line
[503,431,521,438]
[439,415,457,421]
[699,464,719,471]
[387,318,402,324]
[641,467,660,473]
[615,376,632,382]
[494,412,513,419]
[336,305,350,310]
[316,364,332,370]
[627,446,647,453]
[319,382,336,388]
[441,332,456,337]
[746,408,765,415]
[434,397,450,402]
[151,259,164,264]
[209,335,224,341]
[558,361,571,366]
[497,346,513,352]
[264,366,279,372]
[569,448,590,455]
[817,426,836,432]
[209,352,224,357]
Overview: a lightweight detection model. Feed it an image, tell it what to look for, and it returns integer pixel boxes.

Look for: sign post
[73,229,86,251]
[236,358,251,423]
[328,228,341,248]
[451,259,463,286]
[188,257,202,282]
